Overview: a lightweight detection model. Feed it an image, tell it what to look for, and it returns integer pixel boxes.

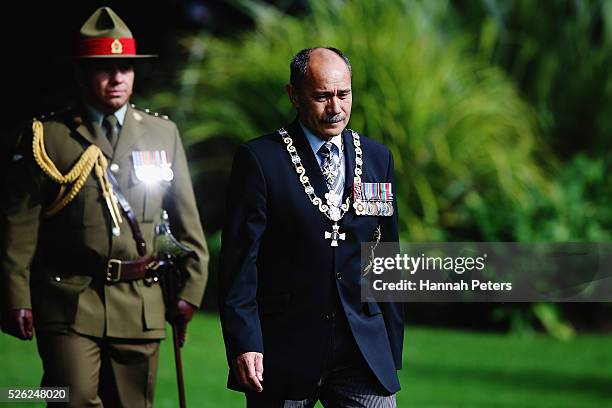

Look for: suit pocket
[363,301,383,316]
[257,293,291,317]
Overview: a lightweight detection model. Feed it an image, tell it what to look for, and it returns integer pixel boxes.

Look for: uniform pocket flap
[138,281,166,330]
[46,273,92,289]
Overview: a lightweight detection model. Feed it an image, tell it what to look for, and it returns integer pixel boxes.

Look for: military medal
[280,128,364,247]
[132,150,174,184]
[324,224,345,246]
[353,182,394,216]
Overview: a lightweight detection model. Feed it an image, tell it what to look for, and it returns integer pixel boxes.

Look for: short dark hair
[289,47,352,88]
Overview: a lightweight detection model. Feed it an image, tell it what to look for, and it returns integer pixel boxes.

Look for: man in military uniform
[0,7,208,407]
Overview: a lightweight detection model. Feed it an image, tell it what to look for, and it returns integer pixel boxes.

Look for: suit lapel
[342,127,355,201]
[284,120,328,201]
[70,108,114,159]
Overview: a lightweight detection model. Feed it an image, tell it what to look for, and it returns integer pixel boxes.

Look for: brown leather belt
[106,256,158,283]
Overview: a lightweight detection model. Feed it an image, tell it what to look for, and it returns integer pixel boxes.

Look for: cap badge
[111,38,123,54]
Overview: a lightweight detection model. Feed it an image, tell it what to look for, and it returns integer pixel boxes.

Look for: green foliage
[156,0,554,242]
[451,0,612,337]
[532,303,575,341]
[461,0,612,156]
[493,303,576,341]
[513,153,612,241]
[452,0,612,241]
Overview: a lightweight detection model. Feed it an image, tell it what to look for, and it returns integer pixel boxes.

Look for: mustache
[321,114,346,124]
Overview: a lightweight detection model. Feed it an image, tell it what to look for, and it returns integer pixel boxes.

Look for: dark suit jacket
[219,120,403,399]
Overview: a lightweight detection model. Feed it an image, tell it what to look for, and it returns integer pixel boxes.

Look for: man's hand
[1,309,34,340]
[233,352,264,392]
[166,299,195,347]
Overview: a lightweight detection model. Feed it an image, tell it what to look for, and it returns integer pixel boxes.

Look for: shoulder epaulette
[32,107,73,123]
[33,111,57,122]
[130,104,170,120]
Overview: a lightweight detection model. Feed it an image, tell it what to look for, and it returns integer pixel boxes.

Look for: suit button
[324,313,331,320]
[110,163,120,173]
[336,273,342,280]
[55,276,61,282]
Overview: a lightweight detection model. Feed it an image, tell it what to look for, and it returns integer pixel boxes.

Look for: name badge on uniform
[353,181,394,216]
[132,150,174,184]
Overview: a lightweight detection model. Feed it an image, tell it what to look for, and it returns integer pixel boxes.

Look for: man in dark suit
[219,47,403,407]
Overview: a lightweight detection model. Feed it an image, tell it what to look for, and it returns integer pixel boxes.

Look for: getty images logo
[372,253,488,275]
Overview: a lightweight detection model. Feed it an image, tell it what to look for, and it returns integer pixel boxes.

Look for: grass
[1,312,611,407]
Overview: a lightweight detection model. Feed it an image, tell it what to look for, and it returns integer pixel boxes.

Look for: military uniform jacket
[1,104,209,339]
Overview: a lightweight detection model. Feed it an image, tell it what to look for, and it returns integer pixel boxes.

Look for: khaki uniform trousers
[36,330,160,407]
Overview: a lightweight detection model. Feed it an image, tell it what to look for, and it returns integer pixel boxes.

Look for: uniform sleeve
[165,124,209,307]
[0,126,46,310]
[378,149,404,369]
[218,144,266,359]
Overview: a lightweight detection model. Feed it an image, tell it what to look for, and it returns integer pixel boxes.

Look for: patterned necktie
[318,141,345,201]
[103,114,119,148]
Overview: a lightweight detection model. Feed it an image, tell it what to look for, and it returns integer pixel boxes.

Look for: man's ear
[286,84,300,108]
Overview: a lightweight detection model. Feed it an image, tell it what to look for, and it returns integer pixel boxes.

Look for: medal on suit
[353,182,394,216]
[279,128,363,247]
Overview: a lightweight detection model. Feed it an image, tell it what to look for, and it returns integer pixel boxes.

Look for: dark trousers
[246,309,395,408]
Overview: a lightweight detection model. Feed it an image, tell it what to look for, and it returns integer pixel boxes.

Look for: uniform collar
[85,103,128,127]
[299,120,343,156]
